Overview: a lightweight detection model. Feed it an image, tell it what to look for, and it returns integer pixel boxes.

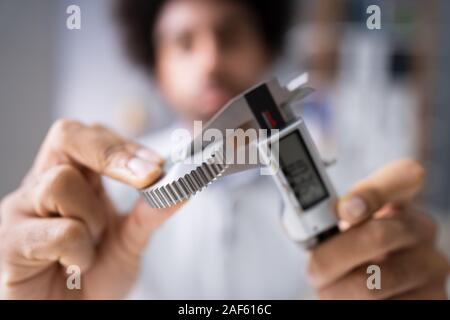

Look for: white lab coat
[105,126,315,299]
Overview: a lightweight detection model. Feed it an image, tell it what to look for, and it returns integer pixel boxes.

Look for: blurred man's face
[154,0,272,121]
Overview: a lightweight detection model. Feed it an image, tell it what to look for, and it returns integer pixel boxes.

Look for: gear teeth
[140,149,228,208]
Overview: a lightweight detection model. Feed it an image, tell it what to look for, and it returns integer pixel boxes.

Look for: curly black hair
[115,0,294,73]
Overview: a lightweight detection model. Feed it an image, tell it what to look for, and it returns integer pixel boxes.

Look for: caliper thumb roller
[139,74,339,249]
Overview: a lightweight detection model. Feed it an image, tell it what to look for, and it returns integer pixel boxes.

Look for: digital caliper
[139,74,339,248]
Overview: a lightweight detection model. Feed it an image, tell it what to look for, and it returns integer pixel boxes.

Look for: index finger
[337,159,425,225]
[28,119,165,189]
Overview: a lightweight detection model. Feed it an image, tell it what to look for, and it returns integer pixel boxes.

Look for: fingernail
[128,158,159,177]
[340,196,367,220]
[136,149,164,164]
[338,220,351,231]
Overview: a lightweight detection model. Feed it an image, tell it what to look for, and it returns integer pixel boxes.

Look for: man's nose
[196,36,225,75]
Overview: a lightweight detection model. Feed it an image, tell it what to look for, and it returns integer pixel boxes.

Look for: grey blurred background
[1,0,450,220]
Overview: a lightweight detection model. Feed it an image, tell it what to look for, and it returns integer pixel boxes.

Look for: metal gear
[140,149,227,208]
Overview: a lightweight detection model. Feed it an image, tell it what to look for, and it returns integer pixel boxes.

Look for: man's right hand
[0,119,181,299]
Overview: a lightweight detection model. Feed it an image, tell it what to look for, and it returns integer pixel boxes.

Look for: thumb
[337,159,425,226]
[119,199,185,257]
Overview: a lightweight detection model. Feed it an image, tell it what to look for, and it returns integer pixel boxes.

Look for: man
[0,0,449,299]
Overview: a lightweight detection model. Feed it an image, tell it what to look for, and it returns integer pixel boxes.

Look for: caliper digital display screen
[278,131,329,210]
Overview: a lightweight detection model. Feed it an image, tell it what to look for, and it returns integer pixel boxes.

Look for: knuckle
[85,125,129,170]
[383,204,404,218]
[21,239,37,260]
[402,159,426,184]
[48,119,82,146]
[51,118,81,133]
[0,226,22,260]
[48,165,81,192]
[0,192,19,216]
[368,188,383,211]
[0,190,23,223]
[366,220,394,248]
[35,166,82,210]
[366,219,416,251]
[90,122,107,132]
[390,219,416,244]
[20,225,52,259]
[57,220,89,246]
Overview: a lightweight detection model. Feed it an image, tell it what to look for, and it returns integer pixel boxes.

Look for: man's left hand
[308,160,450,299]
